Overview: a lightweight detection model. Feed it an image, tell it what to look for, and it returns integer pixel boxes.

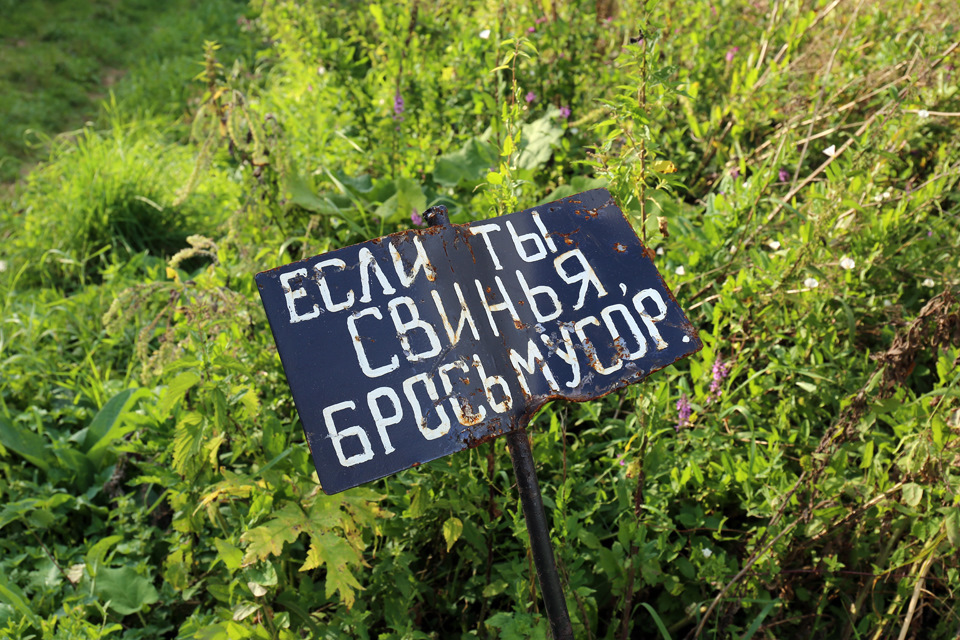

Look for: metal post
[506,429,574,640]
[423,205,573,639]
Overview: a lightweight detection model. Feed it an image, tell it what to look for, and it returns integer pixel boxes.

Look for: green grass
[0,0,250,182]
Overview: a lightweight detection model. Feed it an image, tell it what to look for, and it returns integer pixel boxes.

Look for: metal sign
[256,189,701,494]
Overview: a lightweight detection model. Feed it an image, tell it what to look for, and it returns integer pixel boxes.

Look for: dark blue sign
[256,189,700,494]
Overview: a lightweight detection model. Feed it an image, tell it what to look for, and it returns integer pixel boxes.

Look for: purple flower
[676,394,692,431]
[725,47,739,62]
[525,91,536,103]
[731,168,740,180]
[536,16,547,25]
[410,208,423,226]
[706,358,731,403]
[527,26,536,33]
[559,106,571,119]
[778,168,790,182]
[393,90,405,120]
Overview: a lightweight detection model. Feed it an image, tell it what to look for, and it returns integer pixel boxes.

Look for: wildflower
[731,168,740,179]
[768,240,781,250]
[675,265,685,276]
[525,91,536,103]
[656,247,664,255]
[676,394,692,430]
[778,168,790,182]
[536,17,547,25]
[882,191,890,200]
[839,256,855,270]
[527,26,536,33]
[928,231,934,237]
[410,209,423,226]
[707,357,731,403]
[922,278,935,287]
[702,548,713,558]
[803,277,819,288]
[479,29,491,39]
[883,299,892,307]
[725,47,739,62]
[559,106,571,119]
[823,144,837,157]
[570,127,579,134]
[317,65,326,75]
[917,109,930,118]
[393,90,405,120]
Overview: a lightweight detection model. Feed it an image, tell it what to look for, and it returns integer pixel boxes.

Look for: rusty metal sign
[256,189,701,494]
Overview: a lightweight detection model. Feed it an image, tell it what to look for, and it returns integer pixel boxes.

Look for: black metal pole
[506,428,575,640]
[423,206,573,638]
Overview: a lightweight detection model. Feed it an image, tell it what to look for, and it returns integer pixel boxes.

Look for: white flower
[479,29,491,39]
[883,300,893,307]
[768,240,781,250]
[702,548,713,558]
[922,278,935,287]
[675,266,686,276]
[839,257,855,270]
[570,127,579,134]
[656,247,664,255]
[882,191,891,200]
[317,65,326,75]
[803,277,819,288]
[917,109,930,118]
[823,144,837,157]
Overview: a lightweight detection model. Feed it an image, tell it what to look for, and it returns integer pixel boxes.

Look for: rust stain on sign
[256,189,701,494]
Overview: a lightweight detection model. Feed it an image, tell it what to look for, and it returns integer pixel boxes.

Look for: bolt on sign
[256,189,701,494]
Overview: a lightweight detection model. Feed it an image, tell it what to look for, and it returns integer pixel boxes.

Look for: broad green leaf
[433,138,497,187]
[214,538,244,572]
[902,483,923,507]
[94,566,160,615]
[86,535,124,577]
[0,572,41,628]
[301,531,364,608]
[172,412,205,476]
[442,516,463,552]
[159,371,202,420]
[0,415,55,471]
[86,388,150,465]
[240,502,306,565]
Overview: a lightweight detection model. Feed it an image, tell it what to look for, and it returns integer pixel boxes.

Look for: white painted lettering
[347,308,400,378]
[388,296,442,362]
[314,258,355,312]
[323,401,374,467]
[554,249,608,310]
[389,237,436,287]
[359,248,396,303]
[474,276,521,337]
[473,355,513,413]
[601,304,648,360]
[540,323,581,388]
[632,289,669,350]
[531,211,558,252]
[439,360,487,426]
[470,224,504,270]
[367,386,403,454]
[574,316,622,375]
[507,220,547,262]
[431,284,480,345]
[516,270,562,322]
[280,268,320,323]
[509,339,560,396]
[403,373,451,440]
